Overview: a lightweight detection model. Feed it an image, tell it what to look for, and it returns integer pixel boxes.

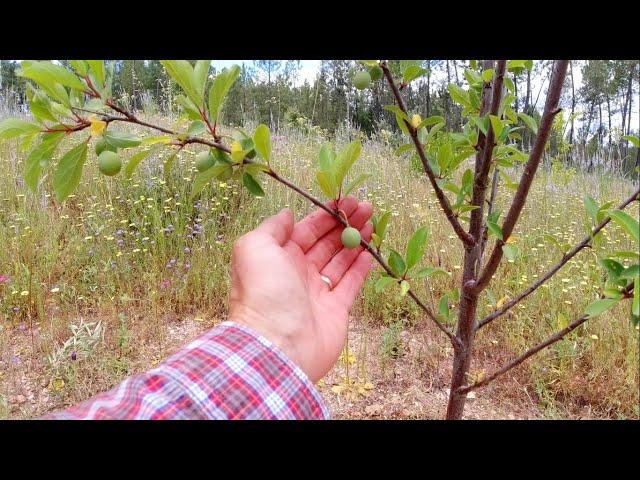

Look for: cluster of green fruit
[95,138,122,176]
[353,65,382,91]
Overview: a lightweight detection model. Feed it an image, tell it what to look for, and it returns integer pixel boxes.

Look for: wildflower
[71,351,77,361]
[50,287,60,293]
[0,275,9,283]
[20,290,29,296]
[160,279,171,290]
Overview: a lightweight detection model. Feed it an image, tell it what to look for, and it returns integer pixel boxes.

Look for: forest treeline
[1,59,638,174]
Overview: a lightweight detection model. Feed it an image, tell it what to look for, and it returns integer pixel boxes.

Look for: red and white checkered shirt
[43,322,329,420]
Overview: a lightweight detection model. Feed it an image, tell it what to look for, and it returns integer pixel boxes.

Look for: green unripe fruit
[341,227,361,249]
[98,151,122,176]
[369,65,383,81]
[95,138,116,155]
[195,151,216,172]
[353,71,372,90]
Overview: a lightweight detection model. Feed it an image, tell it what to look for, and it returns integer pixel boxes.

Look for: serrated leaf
[187,120,206,136]
[388,250,406,277]
[343,173,371,197]
[104,130,141,149]
[316,171,338,199]
[161,60,200,106]
[53,141,88,202]
[24,132,64,192]
[0,118,42,140]
[124,148,154,179]
[336,141,362,186]
[19,61,86,91]
[607,210,639,244]
[400,280,411,296]
[406,227,430,270]
[413,267,449,279]
[242,171,265,197]
[489,115,503,139]
[622,135,639,148]
[518,112,538,134]
[448,84,469,108]
[375,276,396,293]
[487,221,503,240]
[208,65,240,123]
[585,298,619,318]
[191,163,232,198]
[253,124,271,163]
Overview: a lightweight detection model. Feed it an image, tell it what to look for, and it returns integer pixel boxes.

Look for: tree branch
[71,102,460,348]
[458,282,635,394]
[380,62,475,247]
[477,187,640,329]
[474,60,569,293]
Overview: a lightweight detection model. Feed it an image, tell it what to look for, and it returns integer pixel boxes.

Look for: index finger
[290,196,358,253]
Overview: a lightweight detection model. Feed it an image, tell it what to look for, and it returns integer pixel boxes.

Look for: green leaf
[413,267,449,279]
[487,221,503,240]
[187,120,206,136]
[621,135,639,148]
[69,60,88,76]
[406,227,430,270]
[400,280,411,296]
[124,148,154,179]
[374,211,392,240]
[585,298,619,318]
[343,173,371,197]
[583,195,599,222]
[633,281,639,317]
[375,276,396,293]
[383,105,409,122]
[417,116,445,130]
[24,132,64,192]
[191,164,232,198]
[242,171,265,197]
[619,264,640,280]
[208,65,241,123]
[403,66,427,83]
[336,141,362,186]
[253,124,272,163]
[193,60,211,99]
[607,210,639,244]
[448,84,469,108]
[437,142,453,173]
[53,140,88,202]
[87,60,105,87]
[482,68,494,83]
[489,115,504,139]
[600,258,624,279]
[388,250,406,277]
[160,60,200,106]
[104,130,141,149]
[19,61,86,91]
[439,294,450,319]
[163,150,179,180]
[0,118,42,140]
[518,112,538,134]
[316,171,338,199]
[395,144,414,156]
[507,60,527,72]
[175,95,201,120]
[502,244,518,262]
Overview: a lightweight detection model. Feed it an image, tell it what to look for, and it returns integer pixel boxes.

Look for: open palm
[229,196,374,382]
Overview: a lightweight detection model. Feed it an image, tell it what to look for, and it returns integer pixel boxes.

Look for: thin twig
[380,62,475,247]
[458,282,635,394]
[477,186,640,329]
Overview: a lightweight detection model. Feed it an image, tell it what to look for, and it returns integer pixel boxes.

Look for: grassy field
[0,114,638,419]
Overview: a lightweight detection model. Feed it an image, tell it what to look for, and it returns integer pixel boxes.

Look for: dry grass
[0,115,638,419]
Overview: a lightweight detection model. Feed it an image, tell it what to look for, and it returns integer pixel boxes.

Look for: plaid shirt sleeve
[42,321,330,420]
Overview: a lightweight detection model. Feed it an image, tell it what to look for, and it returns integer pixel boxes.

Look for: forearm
[42,322,329,420]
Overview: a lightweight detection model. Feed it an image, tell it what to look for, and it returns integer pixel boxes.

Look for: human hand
[228,196,374,383]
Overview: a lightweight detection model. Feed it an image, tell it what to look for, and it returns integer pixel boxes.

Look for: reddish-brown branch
[477,187,640,329]
[473,60,569,293]
[380,62,475,247]
[92,100,459,347]
[458,282,635,394]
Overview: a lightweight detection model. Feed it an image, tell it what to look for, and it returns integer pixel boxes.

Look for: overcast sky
[212,60,639,131]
